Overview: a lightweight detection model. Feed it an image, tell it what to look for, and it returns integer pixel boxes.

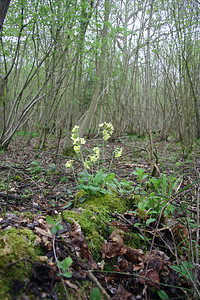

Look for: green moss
[0,228,38,299]
[76,191,129,214]
[124,232,145,249]
[64,191,135,260]
[63,146,76,157]
[55,280,94,300]
[63,209,106,260]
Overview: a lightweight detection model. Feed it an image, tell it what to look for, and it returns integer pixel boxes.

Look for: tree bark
[146,0,156,175]
[78,0,110,137]
[0,0,11,31]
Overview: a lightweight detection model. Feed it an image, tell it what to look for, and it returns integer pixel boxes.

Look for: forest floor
[0,134,200,300]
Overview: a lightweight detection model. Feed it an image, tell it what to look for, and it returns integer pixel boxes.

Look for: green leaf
[62,271,72,278]
[161,175,167,196]
[51,226,58,235]
[171,262,194,281]
[57,260,62,269]
[138,233,145,241]
[146,218,156,225]
[134,222,142,227]
[138,202,146,211]
[157,290,169,299]
[46,216,56,225]
[62,257,73,271]
[85,186,100,193]
[90,287,101,300]
[104,173,115,182]
[63,201,73,208]
[94,170,103,184]
[99,188,108,194]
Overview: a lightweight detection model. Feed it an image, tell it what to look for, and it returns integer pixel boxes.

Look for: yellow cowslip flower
[100,122,114,141]
[90,154,99,163]
[73,138,80,145]
[103,133,110,141]
[84,161,90,169]
[93,147,100,155]
[71,133,77,141]
[80,138,86,145]
[114,147,123,158]
[105,123,114,134]
[72,125,79,133]
[65,160,74,168]
[74,145,81,153]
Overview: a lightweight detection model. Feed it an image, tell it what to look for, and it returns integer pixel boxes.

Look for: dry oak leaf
[67,217,82,238]
[144,250,170,272]
[103,241,127,259]
[125,247,145,263]
[111,284,134,300]
[34,227,54,239]
[109,229,124,244]
[140,269,160,289]
[80,243,97,270]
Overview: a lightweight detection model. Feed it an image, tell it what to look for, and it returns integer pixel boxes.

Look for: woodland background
[0,0,199,150]
[0,1,200,299]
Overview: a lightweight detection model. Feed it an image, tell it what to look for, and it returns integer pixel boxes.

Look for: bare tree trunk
[146,0,156,175]
[0,0,11,31]
[78,0,110,138]
[182,54,200,139]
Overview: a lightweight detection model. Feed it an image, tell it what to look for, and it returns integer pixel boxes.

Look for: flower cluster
[65,123,123,176]
[99,122,114,141]
[114,147,123,158]
[90,147,100,163]
[65,160,74,168]
[71,125,86,153]
[83,147,100,170]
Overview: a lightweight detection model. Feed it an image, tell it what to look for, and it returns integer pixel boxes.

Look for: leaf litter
[0,136,199,299]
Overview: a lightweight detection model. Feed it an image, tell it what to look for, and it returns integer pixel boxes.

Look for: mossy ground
[0,228,38,299]
[63,191,144,260]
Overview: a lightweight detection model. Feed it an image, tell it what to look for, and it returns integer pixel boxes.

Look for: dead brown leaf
[103,241,127,259]
[125,247,145,263]
[34,227,53,239]
[109,229,124,243]
[140,269,160,289]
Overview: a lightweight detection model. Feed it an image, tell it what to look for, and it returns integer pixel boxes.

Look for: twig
[5,257,33,268]
[113,212,156,248]
[87,270,111,300]
[146,191,200,298]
